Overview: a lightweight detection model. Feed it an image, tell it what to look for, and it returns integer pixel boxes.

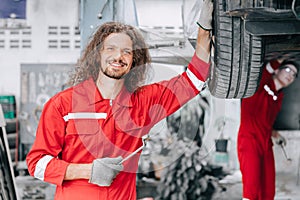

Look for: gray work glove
[197,0,214,30]
[275,133,287,146]
[89,156,123,187]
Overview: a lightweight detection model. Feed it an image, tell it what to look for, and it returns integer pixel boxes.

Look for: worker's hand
[197,0,214,31]
[89,156,123,187]
[275,133,287,146]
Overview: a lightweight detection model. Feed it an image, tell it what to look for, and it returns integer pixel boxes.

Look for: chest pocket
[64,112,106,135]
[64,112,107,158]
[66,119,100,135]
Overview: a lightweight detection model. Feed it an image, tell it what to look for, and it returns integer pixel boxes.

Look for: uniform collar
[81,77,134,107]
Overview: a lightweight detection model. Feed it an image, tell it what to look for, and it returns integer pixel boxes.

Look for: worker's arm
[195,0,213,63]
[195,28,211,63]
[26,98,123,186]
[65,157,123,187]
[64,163,92,180]
[184,0,212,84]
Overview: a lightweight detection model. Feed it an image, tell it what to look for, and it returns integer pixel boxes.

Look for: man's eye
[104,46,114,51]
[123,50,132,55]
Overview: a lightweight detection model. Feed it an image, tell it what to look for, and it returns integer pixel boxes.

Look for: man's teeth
[111,63,122,67]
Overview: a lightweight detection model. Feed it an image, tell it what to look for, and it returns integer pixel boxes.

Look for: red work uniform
[26,55,210,200]
[237,60,283,200]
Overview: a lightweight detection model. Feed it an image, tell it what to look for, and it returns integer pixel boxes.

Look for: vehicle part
[209,0,264,98]
[210,0,300,99]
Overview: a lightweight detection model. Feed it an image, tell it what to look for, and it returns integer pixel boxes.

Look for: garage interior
[1,0,300,199]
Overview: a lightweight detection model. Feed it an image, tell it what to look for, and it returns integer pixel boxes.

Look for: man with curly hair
[26,1,214,199]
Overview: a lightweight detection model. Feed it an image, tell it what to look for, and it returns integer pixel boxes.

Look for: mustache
[108,59,128,67]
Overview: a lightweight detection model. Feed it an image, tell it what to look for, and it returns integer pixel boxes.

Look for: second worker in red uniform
[238,58,299,200]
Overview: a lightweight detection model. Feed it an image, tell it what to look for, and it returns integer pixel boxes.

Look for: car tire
[208,0,265,98]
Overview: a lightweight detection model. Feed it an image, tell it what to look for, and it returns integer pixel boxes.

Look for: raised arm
[195,0,213,63]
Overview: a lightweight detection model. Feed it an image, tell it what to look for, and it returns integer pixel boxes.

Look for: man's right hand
[197,0,214,31]
[89,156,123,187]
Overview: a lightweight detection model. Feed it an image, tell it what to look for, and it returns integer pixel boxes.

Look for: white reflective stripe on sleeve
[266,62,274,74]
[186,68,205,91]
[34,155,53,181]
[63,112,107,122]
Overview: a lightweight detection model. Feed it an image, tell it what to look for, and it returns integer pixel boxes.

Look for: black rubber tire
[208,0,265,99]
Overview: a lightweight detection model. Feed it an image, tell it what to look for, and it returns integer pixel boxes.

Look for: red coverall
[26,55,210,200]
[237,60,283,200]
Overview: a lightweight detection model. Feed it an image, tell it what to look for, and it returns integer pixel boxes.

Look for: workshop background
[0,0,300,199]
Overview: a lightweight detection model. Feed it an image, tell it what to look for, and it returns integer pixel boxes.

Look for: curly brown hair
[68,21,151,92]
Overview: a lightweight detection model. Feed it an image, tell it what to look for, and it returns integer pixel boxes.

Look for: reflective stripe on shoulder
[266,62,274,74]
[63,112,107,122]
[186,68,205,91]
[34,155,53,181]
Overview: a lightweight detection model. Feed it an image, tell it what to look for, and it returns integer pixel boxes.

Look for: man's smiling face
[100,32,134,79]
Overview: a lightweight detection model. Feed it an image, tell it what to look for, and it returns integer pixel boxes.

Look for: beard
[101,65,128,80]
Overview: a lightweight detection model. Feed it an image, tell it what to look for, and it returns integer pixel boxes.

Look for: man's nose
[112,49,123,59]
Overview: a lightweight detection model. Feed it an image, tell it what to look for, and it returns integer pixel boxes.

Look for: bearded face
[100,33,134,79]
